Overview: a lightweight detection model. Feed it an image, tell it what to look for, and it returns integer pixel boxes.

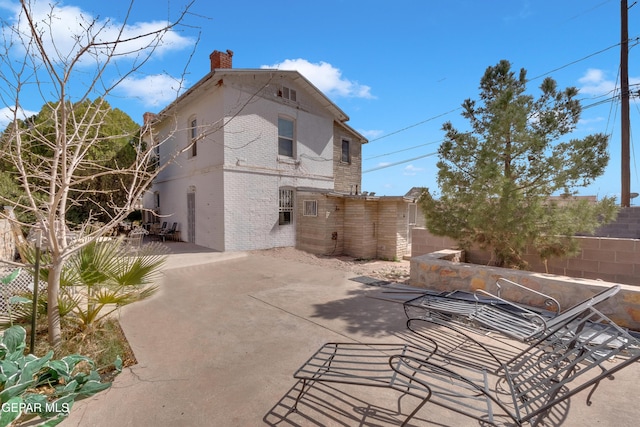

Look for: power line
[367,40,634,147]
[367,107,461,143]
[363,152,437,173]
[365,139,443,160]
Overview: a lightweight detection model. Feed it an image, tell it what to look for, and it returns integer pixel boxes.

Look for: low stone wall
[410,250,640,331]
[411,227,640,286]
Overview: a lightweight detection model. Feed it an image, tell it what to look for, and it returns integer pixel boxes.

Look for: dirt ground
[250,247,411,284]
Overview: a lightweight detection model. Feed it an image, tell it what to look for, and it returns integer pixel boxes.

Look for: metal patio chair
[292,307,640,426]
[404,279,620,342]
[159,222,177,242]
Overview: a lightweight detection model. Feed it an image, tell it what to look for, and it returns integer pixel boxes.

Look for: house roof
[151,68,367,143]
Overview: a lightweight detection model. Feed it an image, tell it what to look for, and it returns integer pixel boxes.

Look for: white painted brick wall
[146,72,344,252]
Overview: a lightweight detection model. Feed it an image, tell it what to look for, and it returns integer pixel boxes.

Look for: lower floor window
[279,188,294,225]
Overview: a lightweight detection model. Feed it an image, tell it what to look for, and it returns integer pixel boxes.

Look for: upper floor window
[278,117,295,157]
[341,139,350,163]
[190,118,197,157]
[278,85,297,102]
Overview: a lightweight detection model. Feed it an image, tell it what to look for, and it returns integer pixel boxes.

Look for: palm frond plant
[22,238,167,332]
[60,238,167,330]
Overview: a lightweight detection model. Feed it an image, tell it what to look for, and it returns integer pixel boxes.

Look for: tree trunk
[47,260,62,348]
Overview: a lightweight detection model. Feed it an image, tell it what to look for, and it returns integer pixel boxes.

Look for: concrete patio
[61,242,640,426]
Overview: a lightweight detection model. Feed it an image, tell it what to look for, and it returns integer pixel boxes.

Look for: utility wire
[368,39,637,149]
[363,152,437,173]
[365,139,443,160]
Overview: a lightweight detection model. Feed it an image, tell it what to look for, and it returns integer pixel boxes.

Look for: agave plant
[59,238,167,330]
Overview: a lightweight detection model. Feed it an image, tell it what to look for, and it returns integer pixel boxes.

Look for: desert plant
[0,325,121,426]
[22,238,167,331]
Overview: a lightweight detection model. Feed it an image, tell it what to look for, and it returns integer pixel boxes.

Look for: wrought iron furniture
[404,280,620,342]
[293,306,640,426]
[159,222,178,242]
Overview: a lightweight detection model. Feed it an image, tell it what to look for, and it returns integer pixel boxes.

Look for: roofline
[151,68,352,124]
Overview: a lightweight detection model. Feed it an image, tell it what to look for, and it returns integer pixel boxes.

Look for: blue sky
[1,0,638,202]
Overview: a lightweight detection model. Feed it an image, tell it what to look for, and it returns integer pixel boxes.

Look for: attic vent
[278,85,297,102]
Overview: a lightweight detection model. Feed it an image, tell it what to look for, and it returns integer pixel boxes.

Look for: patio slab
[61,245,640,426]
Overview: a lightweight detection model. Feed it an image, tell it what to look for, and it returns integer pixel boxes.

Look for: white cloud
[377,162,391,167]
[578,69,616,96]
[0,106,39,130]
[2,1,193,65]
[118,74,188,107]
[261,59,374,99]
[577,68,640,98]
[403,164,424,176]
[359,129,384,139]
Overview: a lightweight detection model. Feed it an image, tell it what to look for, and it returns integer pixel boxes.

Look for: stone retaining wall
[410,250,640,331]
[411,227,640,286]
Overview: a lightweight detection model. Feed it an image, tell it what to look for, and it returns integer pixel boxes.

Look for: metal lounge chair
[292,307,640,426]
[404,279,620,342]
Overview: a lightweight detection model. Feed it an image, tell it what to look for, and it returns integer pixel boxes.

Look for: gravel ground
[250,247,410,283]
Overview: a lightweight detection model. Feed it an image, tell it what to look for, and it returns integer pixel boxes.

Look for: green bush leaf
[8,296,31,305]
[1,326,26,355]
[0,396,22,427]
[0,379,35,402]
[77,379,110,397]
[1,269,20,285]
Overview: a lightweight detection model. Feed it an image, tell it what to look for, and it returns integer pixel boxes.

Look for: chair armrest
[474,288,550,333]
[496,278,561,315]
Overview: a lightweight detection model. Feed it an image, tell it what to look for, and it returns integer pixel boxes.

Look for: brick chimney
[143,112,156,125]
[210,49,233,70]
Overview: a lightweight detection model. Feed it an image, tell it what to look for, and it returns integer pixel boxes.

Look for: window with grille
[278,117,294,157]
[279,189,294,225]
[303,200,317,217]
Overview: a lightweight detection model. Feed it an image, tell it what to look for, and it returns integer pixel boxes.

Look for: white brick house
[143,50,366,251]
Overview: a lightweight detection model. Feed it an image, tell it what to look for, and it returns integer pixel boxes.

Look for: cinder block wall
[410,251,640,331]
[296,193,344,255]
[376,200,409,260]
[591,206,640,238]
[412,228,640,286]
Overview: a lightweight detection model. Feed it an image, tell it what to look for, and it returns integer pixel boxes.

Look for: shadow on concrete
[308,287,408,338]
[263,380,443,427]
[142,237,220,254]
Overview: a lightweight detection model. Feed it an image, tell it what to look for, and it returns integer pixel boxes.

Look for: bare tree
[0,0,202,346]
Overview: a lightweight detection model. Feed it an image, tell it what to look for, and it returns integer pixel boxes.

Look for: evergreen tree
[420,60,617,269]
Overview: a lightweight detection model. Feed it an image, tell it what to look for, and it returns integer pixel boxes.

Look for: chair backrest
[161,221,167,230]
[545,285,620,330]
[503,304,640,424]
[169,222,177,231]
